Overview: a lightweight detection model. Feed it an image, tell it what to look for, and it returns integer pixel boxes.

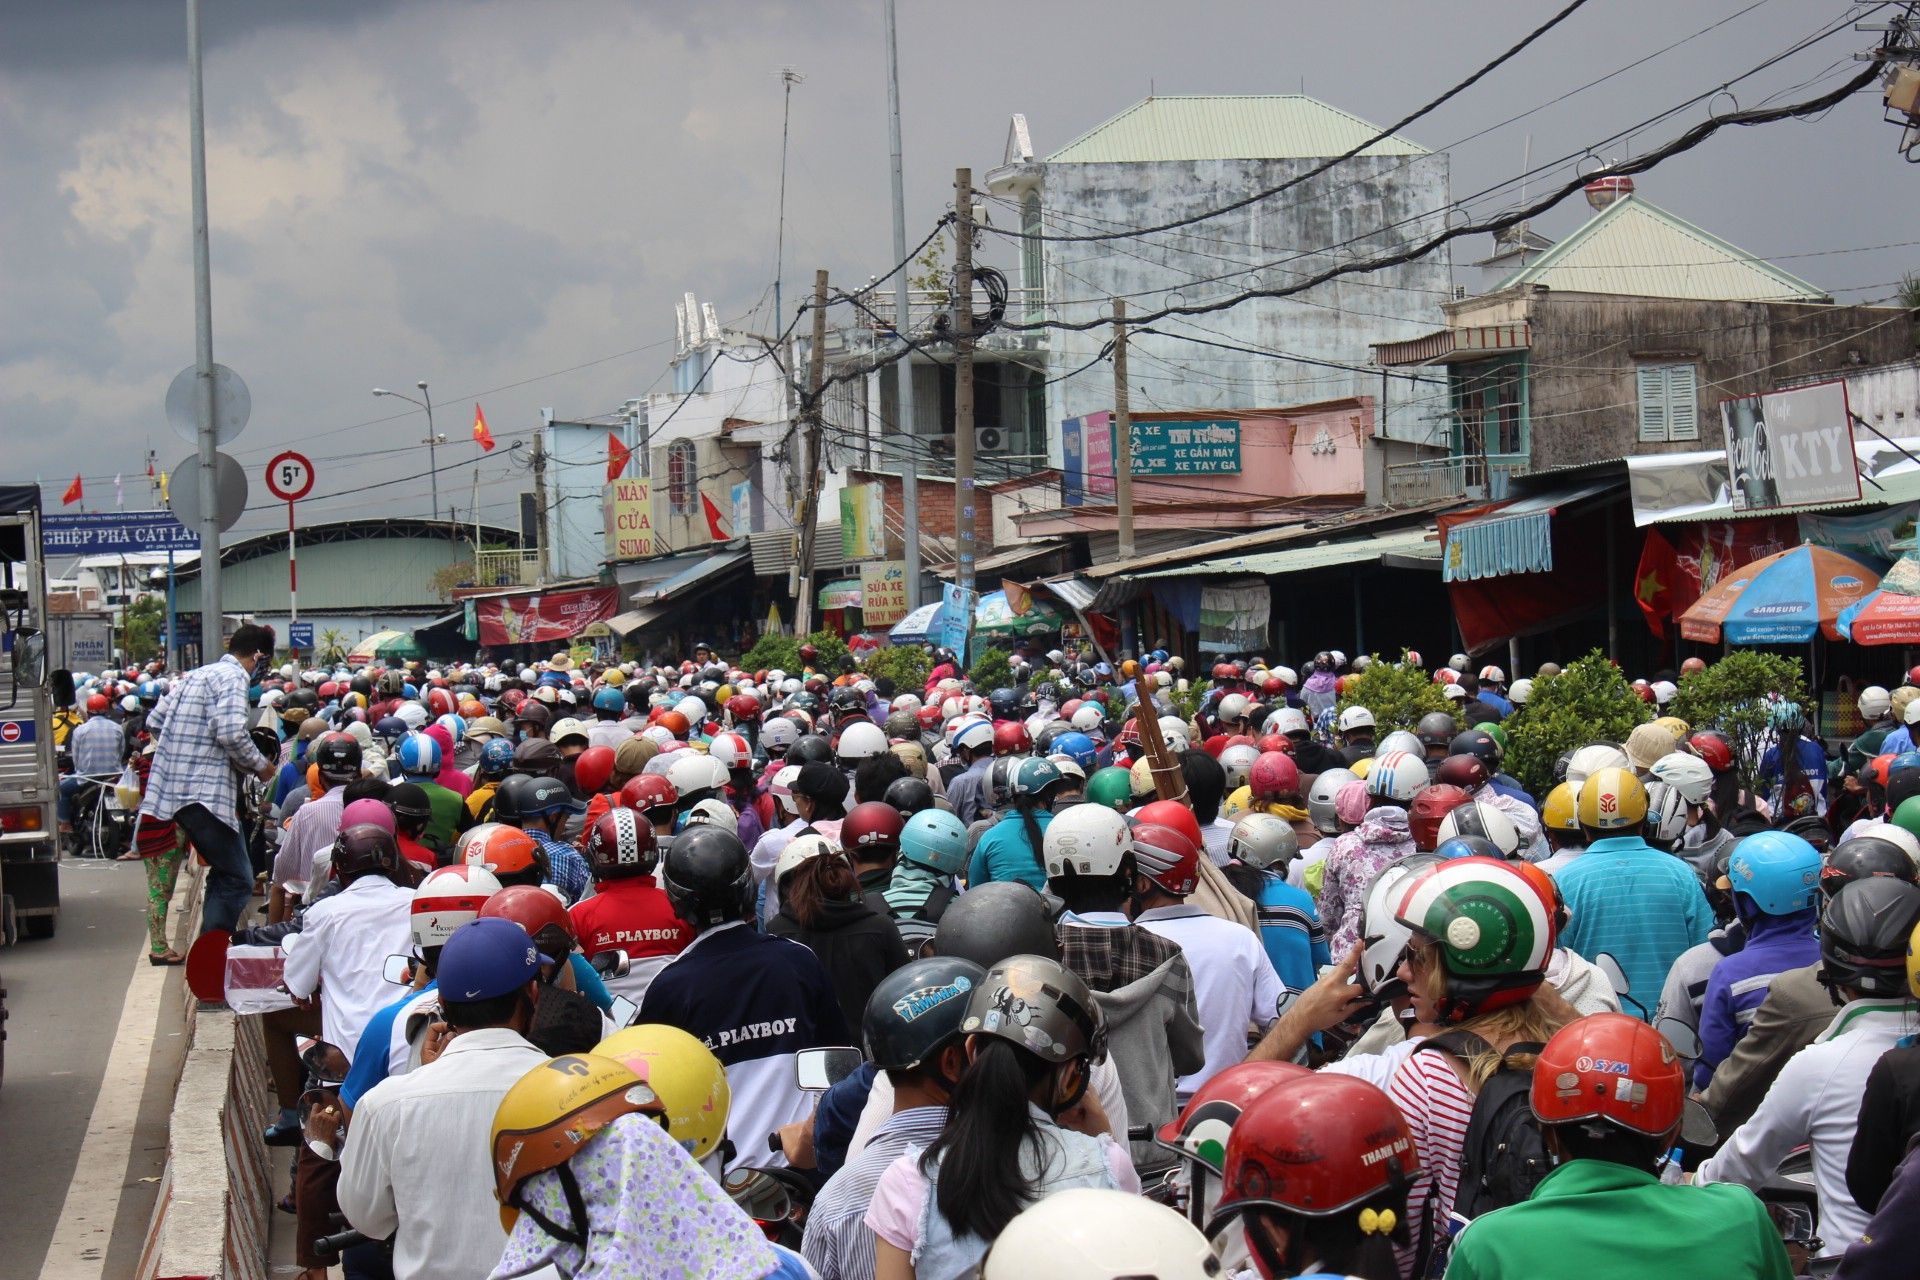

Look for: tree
[968,645,1014,692]
[1335,655,1450,736]
[318,627,349,665]
[1669,650,1808,792]
[861,643,931,693]
[122,596,164,665]
[1504,651,1654,799]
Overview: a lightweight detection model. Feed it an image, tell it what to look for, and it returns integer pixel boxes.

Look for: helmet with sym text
[1530,1013,1685,1138]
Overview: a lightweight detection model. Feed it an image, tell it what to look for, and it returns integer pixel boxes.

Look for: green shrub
[741,632,799,673]
[803,629,850,671]
[862,643,931,692]
[968,645,1014,691]
[1669,650,1808,792]
[1504,650,1653,798]
[1335,656,1450,735]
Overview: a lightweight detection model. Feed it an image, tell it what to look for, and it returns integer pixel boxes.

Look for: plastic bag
[112,764,141,811]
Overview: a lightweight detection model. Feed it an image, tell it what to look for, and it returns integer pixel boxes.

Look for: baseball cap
[436,918,543,1002]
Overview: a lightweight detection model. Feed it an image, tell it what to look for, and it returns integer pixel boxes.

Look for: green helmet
[1475,722,1510,753]
[1893,795,1920,841]
[1086,766,1134,811]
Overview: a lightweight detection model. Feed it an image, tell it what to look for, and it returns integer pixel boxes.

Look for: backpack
[1412,1030,1549,1275]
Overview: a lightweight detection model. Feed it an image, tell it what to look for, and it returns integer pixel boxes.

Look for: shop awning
[1628,434,1920,526]
[818,578,863,609]
[1442,479,1616,582]
[606,606,667,636]
[1042,575,1098,612]
[1372,322,1530,367]
[629,550,748,606]
[931,539,1066,578]
[1134,526,1438,579]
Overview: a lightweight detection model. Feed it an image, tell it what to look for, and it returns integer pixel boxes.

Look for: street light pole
[373,383,446,523]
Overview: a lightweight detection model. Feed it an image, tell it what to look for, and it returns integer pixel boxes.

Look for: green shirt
[415,779,465,853]
[1443,1159,1791,1280]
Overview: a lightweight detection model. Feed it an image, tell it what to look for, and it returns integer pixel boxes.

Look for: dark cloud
[0,0,406,71]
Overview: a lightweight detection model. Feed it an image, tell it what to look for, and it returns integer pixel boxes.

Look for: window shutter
[1666,365,1700,441]
[1637,366,1667,442]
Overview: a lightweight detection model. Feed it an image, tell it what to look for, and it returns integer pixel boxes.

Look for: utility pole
[530,430,551,584]
[884,0,922,608]
[794,269,831,635]
[951,169,977,634]
[186,0,222,654]
[1112,298,1135,561]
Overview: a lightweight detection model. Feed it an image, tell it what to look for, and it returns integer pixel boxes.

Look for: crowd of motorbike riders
[56,634,1920,1279]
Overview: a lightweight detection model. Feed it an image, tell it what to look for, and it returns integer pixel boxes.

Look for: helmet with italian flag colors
[1393,856,1555,1021]
[1154,1060,1311,1176]
[410,864,503,951]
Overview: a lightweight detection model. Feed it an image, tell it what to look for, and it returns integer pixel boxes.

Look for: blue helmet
[402,682,419,700]
[479,738,516,774]
[1725,830,1823,916]
[436,918,542,1002]
[374,715,409,745]
[397,731,442,778]
[988,688,1020,721]
[900,809,969,875]
[1051,731,1098,772]
[592,686,625,715]
[435,713,465,745]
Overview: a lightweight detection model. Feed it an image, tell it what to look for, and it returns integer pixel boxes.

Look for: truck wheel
[22,914,55,941]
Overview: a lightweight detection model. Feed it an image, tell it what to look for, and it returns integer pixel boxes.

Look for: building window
[1452,356,1528,457]
[1637,363,1700,442]
[667,440,697,514]
[1021,194,1044,320]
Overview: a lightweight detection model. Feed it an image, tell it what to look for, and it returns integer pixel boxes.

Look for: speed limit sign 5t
[267,450,316,503]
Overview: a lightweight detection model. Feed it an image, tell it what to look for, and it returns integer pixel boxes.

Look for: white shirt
[845,1053,1132,1163]
[586,721,632,752]
[1322,1035,1425,1089]
[1694,997,1914,1255]
[338,1027,549,1280]
[281,875,415,1066]
[1135,904,1284,1095]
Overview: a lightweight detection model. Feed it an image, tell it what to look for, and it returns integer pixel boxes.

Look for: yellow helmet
[490,1054,664,1230]
[1652,715,1690,740]
[1575,766,1648,831]
[1541,782,1580,832]
[593,1024,731,1161]
[1121,660,1140,679]
[1129,757,1158,798]
[1222,783,1253,820]
[1349,756,1373,781]
[1908,919,1920,1002]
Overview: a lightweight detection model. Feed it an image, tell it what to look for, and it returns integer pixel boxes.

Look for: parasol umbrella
[887,601,942,645]
[972,589,1065,639]
[1836,551,1920,645]
[1678,543,1880,645]
[347,629,424,664]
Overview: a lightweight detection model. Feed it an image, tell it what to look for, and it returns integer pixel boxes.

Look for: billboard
[42,510,199,556]
[1061,412,1116,507]
[604,478,656,560]
[1721,381,1860,513]
[475,586,623,647]
[1062,414,1242,505]
[859,560,909,626]
[840,484,887,560]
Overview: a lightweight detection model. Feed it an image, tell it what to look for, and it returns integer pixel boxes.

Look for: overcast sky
[4,0,1912,538]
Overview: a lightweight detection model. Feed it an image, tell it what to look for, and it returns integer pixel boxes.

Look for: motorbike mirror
[1593,952,1629,996]
[12,631,45,689]
[794,1046,864,1092]
[722,1168,794,1224]
[1680,1098,1718,1147]
[280,931,303,957]
[383,954,415,986]
[590,949,631,979]
[1656,1015,1703,1061]
[607,995,638,1029]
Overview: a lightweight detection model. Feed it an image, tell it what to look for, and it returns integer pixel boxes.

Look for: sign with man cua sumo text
[1721,381,1860,513]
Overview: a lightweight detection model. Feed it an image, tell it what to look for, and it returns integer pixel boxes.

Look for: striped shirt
[139,654,271,835]
[1556,835,1713,1017]
[802,1104,946,1280]
[1387,1046,1476,1273]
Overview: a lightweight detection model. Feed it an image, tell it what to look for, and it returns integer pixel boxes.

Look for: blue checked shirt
[69,715,127,777]
[1555,835,1713,1017]
[802,1104,948,1280]
[138,654,272,835]
[529,829,591,904]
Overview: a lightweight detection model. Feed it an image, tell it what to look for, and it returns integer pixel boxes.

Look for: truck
[0,484,58,947]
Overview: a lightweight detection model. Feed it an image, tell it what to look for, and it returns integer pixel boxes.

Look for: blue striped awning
[1443,480,1616,582]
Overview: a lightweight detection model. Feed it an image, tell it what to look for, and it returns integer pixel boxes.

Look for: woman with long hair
[1759,704,1829,822]
[965,758,1066,892]
[866,955,1138,1280]
[1382,857,1574,1276]
[766,834,908,1031]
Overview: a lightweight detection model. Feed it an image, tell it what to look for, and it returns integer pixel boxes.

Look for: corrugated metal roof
[1135,527,1437,578]
[1046,95,1427,164]
[1497,196,1826,301]
[171,534,475,613]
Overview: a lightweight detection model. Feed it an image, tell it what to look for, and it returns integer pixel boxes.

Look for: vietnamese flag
[700,491,730,541]
[61,474,83,506]
[1635,528,1677,639]
[472,404,496,452]
[607,433,632,482]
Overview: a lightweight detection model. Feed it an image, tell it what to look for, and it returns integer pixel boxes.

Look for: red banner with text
[476,586,622,647]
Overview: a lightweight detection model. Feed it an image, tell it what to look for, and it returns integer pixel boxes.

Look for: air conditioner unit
[975,426,1008,453]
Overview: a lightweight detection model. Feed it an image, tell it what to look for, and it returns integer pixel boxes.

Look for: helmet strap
[512,1161,590,1249]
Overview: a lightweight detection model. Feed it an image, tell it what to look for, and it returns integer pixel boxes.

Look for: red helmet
[1908,663,1920,687]
[992,721,1031,756]
[724,693,761,725]
[86,693,110,713]
[1224,734,1256,750]
[841,802,905,858]
[1633,684,1656,704]
[1255,733,1292,756]
[1248,751,1300,802]
[460,825,541,878]
[1681,657,1707,676]
[426,688,455,717]
[1155,1061,1312,1175]
[480,884,575,958]
[1132,823,1200,897]
[1202,734,1230,758]
[317,681,340,700]
[1262,676,1286,696]
[619,774,679,817]
[1212,662,1237,681]
[1435,754,1489,792]
[583,808,657,881]
[572,746,616,795]
[1133,799,1204,853]
[1408,783,1473,851]
[798,643,819,662]
[1688,732,1734,774]
[1210,1075,1418,1228]
[1530,1013,1685,1137]
[916,705,944,732]
[707,731,753,770]
[1060,698,1085,719]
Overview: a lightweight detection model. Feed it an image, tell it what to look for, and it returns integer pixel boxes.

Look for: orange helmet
[460,824,542,878]
[655,710,690,740]
[1530,1013,1685,1137]
[1133,799,1203,853]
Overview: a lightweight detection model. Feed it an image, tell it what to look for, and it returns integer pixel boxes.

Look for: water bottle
[1660,1146,1685,1185]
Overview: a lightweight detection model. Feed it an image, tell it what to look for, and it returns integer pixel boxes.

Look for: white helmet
[1448,653,1469,672]
[1217,743,1261,792]
[1436,801,1520,857]
[1851,820,1920,866]
[762,718,800,751]
[769,764,803,813]
[1507,677,1534,705]
[681,797,738,835]
[1157,716,1191,753]
[1337,705,1375,733]
[1565,743,1631,786]
[1378,730,1424,759]
[1366,750,1426,802]
[1644,781,1689,847]
[673,695,707,726]
[1647,751,1713,805]
[940,696,968,722]
[395,701,429,729]
[1307,767,1358,834]
[836,721,889,761]
[891,693,923,714]
[1129,757,1158,799]
[1042,803,1133,879]
[706,731,752,770]
[1273,665,1298,686]
[1358,856,1434,997]
[410,864,502,952]
[1070,704,1105,735]
[1227,812,1299,870]
[665,753,729,797]
[1650,680,1678,706]
[1859,685,1893,719]
[1478,665,1506,685]
[775,832,844,883]
[641,752,677,778]
[1047,754,1087,783]
[1264,707,1310,737]
[1215,693,1251,725]
[980,1187,1218,1280]
[950,715,995,753]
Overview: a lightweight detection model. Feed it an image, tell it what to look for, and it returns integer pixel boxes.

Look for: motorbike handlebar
[311,1228,370,1258]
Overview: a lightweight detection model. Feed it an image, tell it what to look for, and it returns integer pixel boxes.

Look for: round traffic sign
[266,451,316,503]
[165,363,251,446]
[167,450,250,533]
[0,722,19,744]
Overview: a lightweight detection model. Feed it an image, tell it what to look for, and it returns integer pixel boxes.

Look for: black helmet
[659,826,754,929]
[884,776,936,816]
[349,675,373,698]
[1450,729,1502,766]
[1818,878,1920,996]
[1821,837,1918,896]
[312,734,362,784]
[389,781,433,823]
[932,881,1059,968]
[494,773,579,825]
[332,823,401,882]
[863,956,986,1071]
[829,687,866,719]
[249,725,283,765]
[1888,767,1920,815]
[512,738,563,778]
[788,734,835,766]
[988,688,1019,721]
[1416,712,1457,749]
[1033,722,1066,755]
[284,688,319,713]
[884,710,918,739]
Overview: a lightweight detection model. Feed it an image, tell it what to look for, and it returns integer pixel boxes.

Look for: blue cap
[436,918,542,1002]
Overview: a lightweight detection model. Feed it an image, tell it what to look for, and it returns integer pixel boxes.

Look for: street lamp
[372,382,447,522]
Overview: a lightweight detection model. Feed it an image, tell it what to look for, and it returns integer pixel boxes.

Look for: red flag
[61,474,83,506]
[472,404,496,452]
[1635,528,1677,639]
[607,433,632,482]
[700,491,730,541]
[146,456,156,479]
